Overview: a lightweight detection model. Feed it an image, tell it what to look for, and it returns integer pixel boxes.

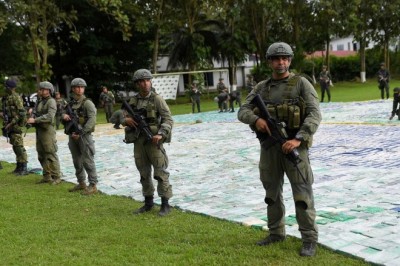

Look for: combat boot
[12,162,21,174]
[36,176,52,184]
[51,178,62,185]
[158,197,171,216]
[133,196,154,214]
[68,181,87,192]
[256,234,286,246]
[300,242,317,257]
[81,184,98,195]
[16,162,29,176]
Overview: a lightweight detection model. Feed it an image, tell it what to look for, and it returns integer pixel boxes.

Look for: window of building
[337,44,344,51]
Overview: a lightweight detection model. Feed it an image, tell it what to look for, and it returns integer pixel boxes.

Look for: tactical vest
[257,74,306,130]
[126,92,171,143]
[69,97,95,132]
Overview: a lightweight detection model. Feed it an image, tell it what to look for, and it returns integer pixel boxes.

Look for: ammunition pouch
[124,127,139,144]
[266,97,305,130]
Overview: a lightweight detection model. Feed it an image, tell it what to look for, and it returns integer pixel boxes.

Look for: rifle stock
[122,100,153,142]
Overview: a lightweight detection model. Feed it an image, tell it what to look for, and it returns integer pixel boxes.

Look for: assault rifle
[24,102,39,137]
[1,97,10,142]
[251,94,306,182]
[63,101,83,135]
[122,100,153,142]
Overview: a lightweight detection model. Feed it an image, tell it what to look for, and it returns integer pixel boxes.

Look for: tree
[2,0,77,83]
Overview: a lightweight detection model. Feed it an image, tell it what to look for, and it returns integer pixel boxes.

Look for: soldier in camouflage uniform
[62,78,99,195]
[238,42,321,257]
[99,86,115,123]
[216,78,229,112]
[377,62,390,100]
[123,69,174,216]
[1,79,29,175]
[55,92,67,130]
[27,81,62,184]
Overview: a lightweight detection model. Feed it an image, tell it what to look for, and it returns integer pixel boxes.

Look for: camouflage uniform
[55,96,67,130]
[3,88,28,173]
[34,94,61,183]
[99,90,115,122]
[318,67,332,102]
[124,91,173,199]
[238,73,321,245]
[64,95,98,186]
[216,80,228,112]
[377,64,390,99]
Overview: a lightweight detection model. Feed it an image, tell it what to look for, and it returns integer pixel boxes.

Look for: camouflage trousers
[259,143,318,243]
[104,103,114,123]
[10,132,28,163]
[133,136,172,199]
[68,133,98,185]
[36,127,61,179]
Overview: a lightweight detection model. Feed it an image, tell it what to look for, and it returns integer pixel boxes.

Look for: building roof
[307,50,357,58]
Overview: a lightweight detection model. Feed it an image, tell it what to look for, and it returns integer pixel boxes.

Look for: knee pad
[295,200,308,210]
[264,197,275,206]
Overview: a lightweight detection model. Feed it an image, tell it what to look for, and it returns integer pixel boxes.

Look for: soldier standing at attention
[55,92,67,130]
[318,65,332,103]
[216,77,229,112]
[99,86,115,123]
[62,78,99,195]
[0,79,29,175]
[190,80,202,113]
[238,42,321,257]
[27,81,62,184]
[122,69,174,216]
[377,62,390,100]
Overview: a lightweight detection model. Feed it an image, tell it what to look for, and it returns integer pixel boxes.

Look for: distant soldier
[55,92,67,130]
[99,86,115,123]
[216,78,229,112]
[27,81,62,184]
[318,65,332,103]
[190,80,202,113]
[377,62,390,99]
[246,74,256,94]
[0,79,29,175]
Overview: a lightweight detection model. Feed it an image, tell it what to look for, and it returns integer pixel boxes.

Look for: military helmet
[39,81,54,94]
[71,78,87,87]
[266,42,294,59]
[5,79,17,90]
[133,69,153,82]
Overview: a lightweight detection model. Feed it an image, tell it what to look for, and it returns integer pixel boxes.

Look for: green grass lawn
[0,163,369,265]
[1,79,382,265]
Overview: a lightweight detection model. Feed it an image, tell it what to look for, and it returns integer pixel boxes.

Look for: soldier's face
[72,86,85,97]
[269,56,291,75]
[40,88,50,97]
[137,79,152,95]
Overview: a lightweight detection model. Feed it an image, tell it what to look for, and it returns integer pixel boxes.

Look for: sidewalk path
[1,100,400,265]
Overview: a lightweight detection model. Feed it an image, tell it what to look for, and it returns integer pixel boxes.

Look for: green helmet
[133,69,153,82]
[39,81,54,94]
[266,42,294,59]
[71,78,87,87]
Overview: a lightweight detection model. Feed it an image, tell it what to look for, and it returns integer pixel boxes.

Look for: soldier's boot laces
[300,242,317,257]
[133,196,154,215]
[16,163,29,176]
[256,235,286,246]
[82,184,98,195]
[69,182,87,192]
[158,197,171,217]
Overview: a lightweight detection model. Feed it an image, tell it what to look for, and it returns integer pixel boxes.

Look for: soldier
[190,80,202,113]
[55,92,67,130]
[377,62,390,100]
[62,78,99,195]
[318,65,332,103]
[246,74,256,94]
[238,42,321,257]
[0,79,29,175]
[389,87,400,120]
[122,69,174,216]
[27,81,62,184]
[99,86,115,123]
[216,77,229,112]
